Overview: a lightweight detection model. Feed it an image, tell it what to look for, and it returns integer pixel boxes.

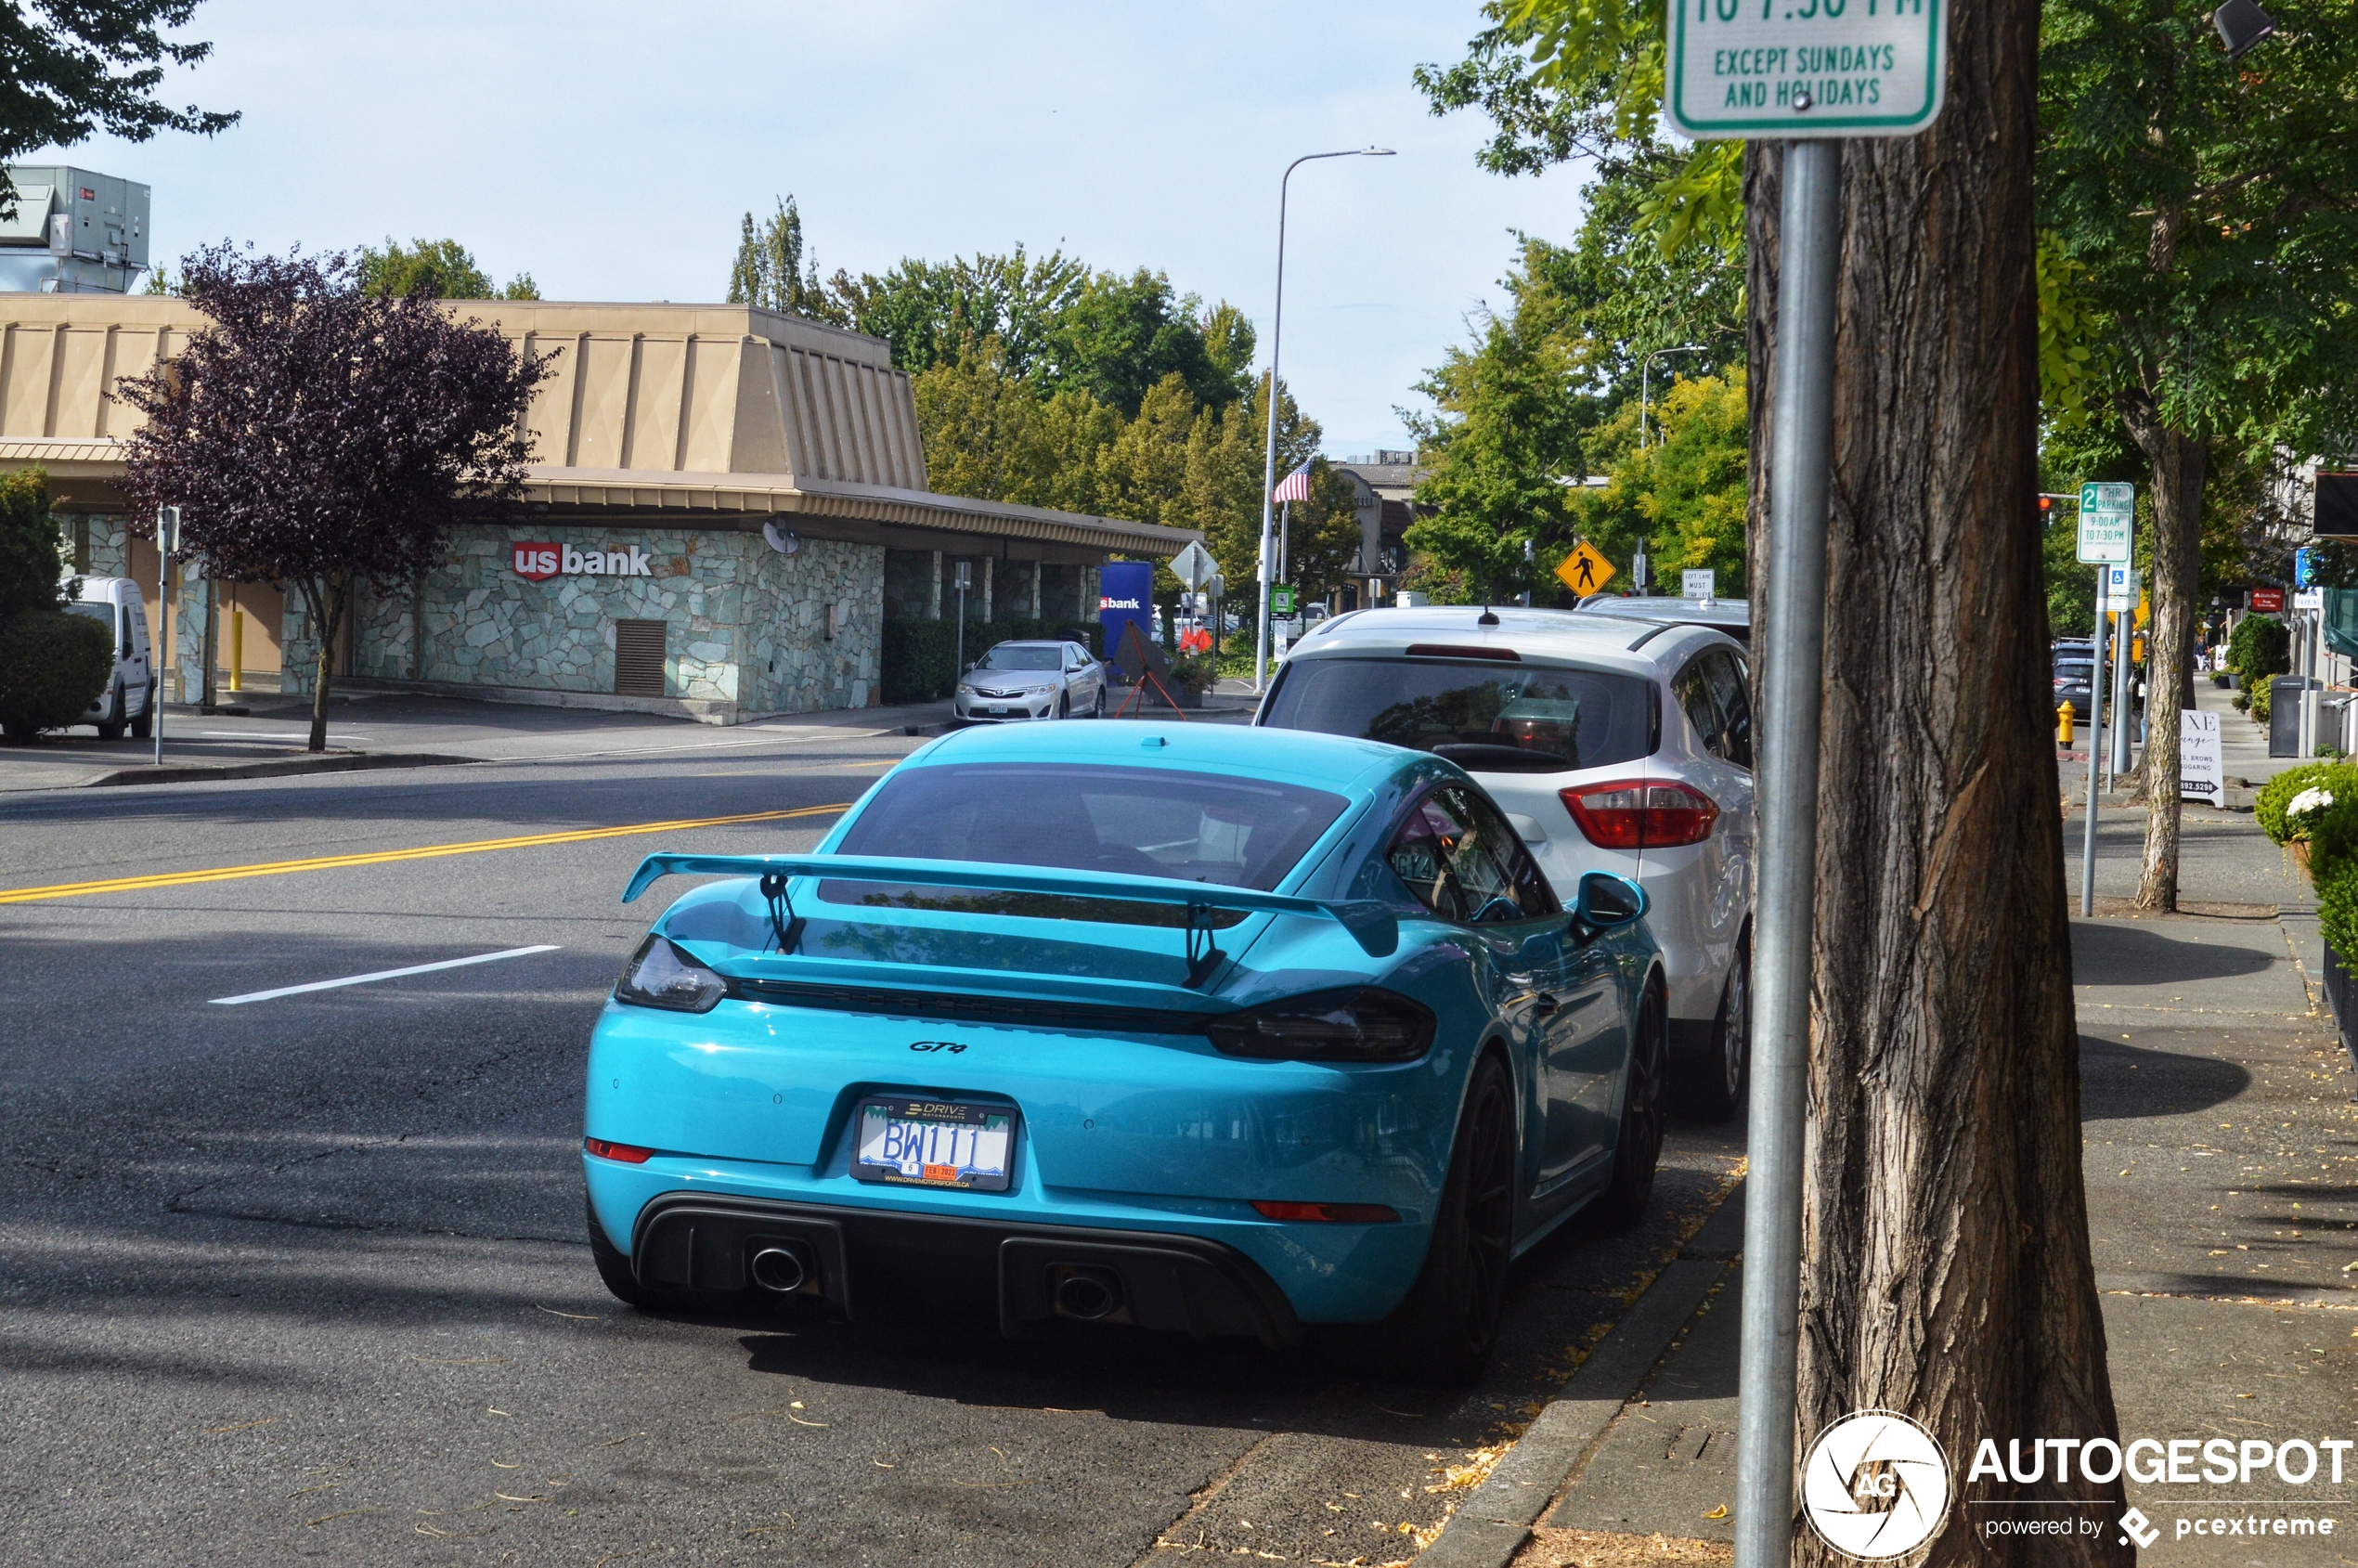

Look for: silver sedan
[952,640,1108,723]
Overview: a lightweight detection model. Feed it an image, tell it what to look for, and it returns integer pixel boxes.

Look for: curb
[1418,1184,1747,1568]
[85,751,480,788]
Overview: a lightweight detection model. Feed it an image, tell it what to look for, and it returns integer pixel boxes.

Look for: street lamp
[1639,344,1710,450]
[1255,146,1395,694]
[2212,0,2276,57]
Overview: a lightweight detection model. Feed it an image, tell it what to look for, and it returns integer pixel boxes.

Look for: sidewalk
[1422,810,2358,1567]
[0,689,959,793]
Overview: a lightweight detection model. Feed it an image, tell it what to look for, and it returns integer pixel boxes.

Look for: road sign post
[154,506,179,765]
[1670,0,1953,1563]
[2080,573,2108,915]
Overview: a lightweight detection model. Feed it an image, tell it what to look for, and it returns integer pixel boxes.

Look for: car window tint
[1263,657,1656,771]
[1674,657,1727,758]
[832,762,1348,891]
[1386,786,1549,925]
[1447,785,1559,918]
[1702,650,1753,769]
[979,645,1062,671]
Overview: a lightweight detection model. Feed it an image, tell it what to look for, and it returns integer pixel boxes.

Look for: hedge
[880,617,1104,705]
[2227,613,2290,682]
[0,609,112,740]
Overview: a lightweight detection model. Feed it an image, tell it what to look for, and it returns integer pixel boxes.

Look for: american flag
[1272,460,1313,502]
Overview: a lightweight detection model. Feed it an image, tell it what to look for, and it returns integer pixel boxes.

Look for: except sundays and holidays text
[1711,43,1898,110]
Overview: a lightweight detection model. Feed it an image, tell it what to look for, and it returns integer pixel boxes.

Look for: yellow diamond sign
[1555,541,1616,597]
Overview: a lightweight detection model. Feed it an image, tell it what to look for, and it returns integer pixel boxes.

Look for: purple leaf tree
[116,244,552,750]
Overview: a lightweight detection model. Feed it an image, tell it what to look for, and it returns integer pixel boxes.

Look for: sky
[31,1,1600,457]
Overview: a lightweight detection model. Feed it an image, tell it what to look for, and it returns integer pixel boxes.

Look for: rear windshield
[1263,656,1656,772]
[832,762,1349,890]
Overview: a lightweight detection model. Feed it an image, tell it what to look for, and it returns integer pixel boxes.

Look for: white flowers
[2288,786,2337,821]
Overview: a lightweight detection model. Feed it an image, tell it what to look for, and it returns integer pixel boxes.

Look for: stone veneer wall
[346,523,882,715]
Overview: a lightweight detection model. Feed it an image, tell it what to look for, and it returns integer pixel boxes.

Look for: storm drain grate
[614,618,668,696]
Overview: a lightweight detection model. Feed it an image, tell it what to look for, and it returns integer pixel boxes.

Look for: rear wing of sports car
[622,852,1398,981]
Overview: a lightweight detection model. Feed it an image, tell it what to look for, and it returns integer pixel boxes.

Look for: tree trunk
[304,574,347,754]
[2117,396,2206,912]
[1745,0,2128,1554]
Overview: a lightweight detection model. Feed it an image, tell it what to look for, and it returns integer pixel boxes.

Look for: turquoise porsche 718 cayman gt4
[582,722,1665,1376]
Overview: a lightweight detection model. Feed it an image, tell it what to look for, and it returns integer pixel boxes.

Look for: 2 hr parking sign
[1667,0,1949,139]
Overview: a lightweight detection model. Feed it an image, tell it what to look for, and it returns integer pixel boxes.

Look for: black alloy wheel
[1387,1052,1516,1382]
[1678,934,1752,1121]
[1597,984,1667,1227]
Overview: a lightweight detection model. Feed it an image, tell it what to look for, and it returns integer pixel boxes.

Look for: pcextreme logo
[1803,1410,1953,1561]
[512,542,656,582]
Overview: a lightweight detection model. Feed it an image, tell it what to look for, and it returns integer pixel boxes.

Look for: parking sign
[1666,0,1950,140]
[2077,482,2133,564]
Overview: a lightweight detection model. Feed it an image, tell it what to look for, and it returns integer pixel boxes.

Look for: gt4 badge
[908,1041,969,1055]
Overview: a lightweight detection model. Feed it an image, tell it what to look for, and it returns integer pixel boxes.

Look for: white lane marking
[209,944,562,1005]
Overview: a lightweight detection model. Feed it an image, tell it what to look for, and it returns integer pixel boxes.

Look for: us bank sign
[512,541,659,581]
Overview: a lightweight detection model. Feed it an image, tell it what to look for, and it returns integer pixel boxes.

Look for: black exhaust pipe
[1052,1266,1123,1321]
[748,1244,810,1294]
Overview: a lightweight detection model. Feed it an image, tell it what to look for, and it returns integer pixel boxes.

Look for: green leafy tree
[0,2,237,218]
[2041,0,2358,910]
[726,196,847,325]
[832,251,1254,420]
[1570,370,1748,589]
[0,465,71,621]
[357,238,537,300]
[1406,289,1589,600]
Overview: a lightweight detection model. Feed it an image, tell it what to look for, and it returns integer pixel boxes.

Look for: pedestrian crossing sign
[1555,541,1616,596]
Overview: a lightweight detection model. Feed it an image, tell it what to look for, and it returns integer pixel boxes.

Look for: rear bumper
[624,1191,1302,1347]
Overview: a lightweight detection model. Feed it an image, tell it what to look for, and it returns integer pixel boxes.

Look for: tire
[1384,1052,1516,1382]
[587,1193,676,1311]
[128,681,155,740]
[1595,981,1668,1229]
[1058,691,1071,720]
[94,683,126,741]
[1676,933,1751,1122]
[1092,683,1106,718]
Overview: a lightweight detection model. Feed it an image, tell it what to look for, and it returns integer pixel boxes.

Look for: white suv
[1254,605,1756,1119]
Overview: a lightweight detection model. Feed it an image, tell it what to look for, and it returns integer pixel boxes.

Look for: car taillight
[1206,988,1436,1063]
[1561,780,1718,849]
[585,1137,654,1163]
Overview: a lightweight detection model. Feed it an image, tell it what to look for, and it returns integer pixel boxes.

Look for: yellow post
[2056,700,2075,745]
[228,606,244,693]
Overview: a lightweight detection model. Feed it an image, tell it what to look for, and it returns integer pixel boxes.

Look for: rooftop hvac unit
[0,164,150,293]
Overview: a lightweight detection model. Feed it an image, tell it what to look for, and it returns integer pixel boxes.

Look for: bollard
[228,607,244,693]
[2056,699,2074,745]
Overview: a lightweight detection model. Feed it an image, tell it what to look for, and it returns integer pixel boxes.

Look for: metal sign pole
[2081,580,2108,915]
[1733,136,1841,1568]
[2110,601,2133,777]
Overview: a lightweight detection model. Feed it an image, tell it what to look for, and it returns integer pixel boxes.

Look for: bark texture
[2117,397,2206,912]
[1744,0,2129,1558]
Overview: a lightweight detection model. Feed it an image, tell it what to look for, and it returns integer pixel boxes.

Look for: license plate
[851,1097,1017,1191]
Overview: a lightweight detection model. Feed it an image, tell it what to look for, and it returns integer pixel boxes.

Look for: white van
[63,577,157,740]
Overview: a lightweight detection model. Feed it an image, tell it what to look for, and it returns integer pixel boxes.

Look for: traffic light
[2038,494,2054,527]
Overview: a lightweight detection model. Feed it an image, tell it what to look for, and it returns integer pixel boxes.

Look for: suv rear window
[1263,656,1656,773]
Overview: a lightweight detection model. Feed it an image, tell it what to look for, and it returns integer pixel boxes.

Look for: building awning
[0,298,1201,559]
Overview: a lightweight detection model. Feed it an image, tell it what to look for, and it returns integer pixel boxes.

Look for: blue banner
[1098,562,1155,660]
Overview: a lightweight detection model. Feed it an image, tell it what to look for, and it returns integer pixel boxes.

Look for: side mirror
[1573,872,1648,932]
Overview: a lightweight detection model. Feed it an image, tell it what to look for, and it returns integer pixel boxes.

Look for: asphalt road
[0,725,1743,1567]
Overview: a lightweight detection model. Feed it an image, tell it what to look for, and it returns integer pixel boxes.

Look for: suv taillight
[1560,780,1718,849]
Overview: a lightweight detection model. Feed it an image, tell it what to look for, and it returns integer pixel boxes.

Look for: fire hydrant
[2056,700,2075,745]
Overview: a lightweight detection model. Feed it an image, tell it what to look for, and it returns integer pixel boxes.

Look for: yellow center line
[0,803,851,904]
